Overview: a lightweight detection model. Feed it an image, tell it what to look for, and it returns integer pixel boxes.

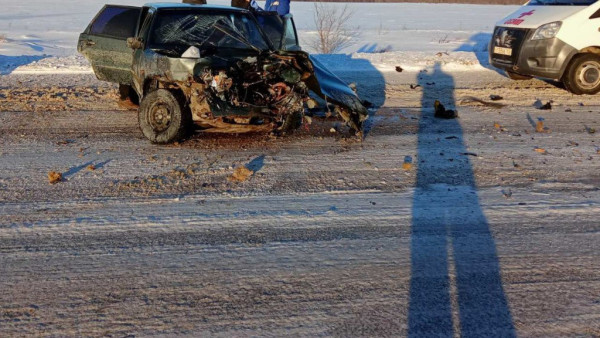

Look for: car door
[78,5,142,85]
[280,14,301,51]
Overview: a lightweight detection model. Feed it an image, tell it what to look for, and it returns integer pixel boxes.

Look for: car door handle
[84,40,96,46]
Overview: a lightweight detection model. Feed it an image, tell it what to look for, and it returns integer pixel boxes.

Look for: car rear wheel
[138,89,190,144]
[563,54,600,95]
[506,71,532,81]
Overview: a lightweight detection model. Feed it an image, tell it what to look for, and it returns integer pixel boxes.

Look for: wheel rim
[148,102,172,132]
[576,60,600,90]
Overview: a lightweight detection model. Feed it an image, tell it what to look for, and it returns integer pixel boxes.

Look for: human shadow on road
[408,62,515,337]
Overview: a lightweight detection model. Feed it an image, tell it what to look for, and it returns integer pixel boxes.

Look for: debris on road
[535,100,553,110]
[395,66,403,73]
[56,139,75,146]
[586,126,596,134]
[86,164,96,171]
[490,94,503,101]
[536,118,548,133]
[229,166,254,182]
[460,96,505,108]
[434,100,458,119]
[410,84,421,90]
[461,152,478,157]
[493,121,508,132]
[534,147,547,154]
[48,171,62,184]
[402,156,413,170]
[502,188,513,199]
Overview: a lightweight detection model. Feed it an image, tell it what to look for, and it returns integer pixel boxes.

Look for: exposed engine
[196,53,309,126]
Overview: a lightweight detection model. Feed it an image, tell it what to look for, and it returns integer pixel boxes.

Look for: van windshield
[528,0,597,5]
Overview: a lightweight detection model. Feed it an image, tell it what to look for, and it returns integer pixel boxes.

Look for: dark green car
[79,3,367,143]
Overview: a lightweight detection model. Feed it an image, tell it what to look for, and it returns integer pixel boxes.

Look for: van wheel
[138,89,191,144]
[563,54,600,95]
[506,71,532,81]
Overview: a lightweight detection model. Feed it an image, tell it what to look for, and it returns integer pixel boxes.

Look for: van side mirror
[127,37,143,50]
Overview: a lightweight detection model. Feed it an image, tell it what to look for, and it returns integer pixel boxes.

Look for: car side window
[90,6,141,39]
[283,18,298,49]
[256,14,284,49]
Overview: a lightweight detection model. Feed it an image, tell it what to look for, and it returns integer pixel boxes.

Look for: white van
[490,0,600,94]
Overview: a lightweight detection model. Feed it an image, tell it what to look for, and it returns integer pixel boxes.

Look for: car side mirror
[127,37,143,50]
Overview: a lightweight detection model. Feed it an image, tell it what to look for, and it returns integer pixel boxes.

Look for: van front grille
[491,27,530,65]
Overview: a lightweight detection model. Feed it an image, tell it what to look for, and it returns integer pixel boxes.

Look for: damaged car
[78,3,368,143]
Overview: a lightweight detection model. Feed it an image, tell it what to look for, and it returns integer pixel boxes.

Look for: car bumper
[490,32,578,81]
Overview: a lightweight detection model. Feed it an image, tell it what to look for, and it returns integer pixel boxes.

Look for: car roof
[144,2,248,12]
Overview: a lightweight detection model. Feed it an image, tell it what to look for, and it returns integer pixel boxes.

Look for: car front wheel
[138,89,190,144]
[563,54,600,95]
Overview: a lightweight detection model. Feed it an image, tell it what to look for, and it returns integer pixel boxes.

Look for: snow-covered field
[0,0,518,74]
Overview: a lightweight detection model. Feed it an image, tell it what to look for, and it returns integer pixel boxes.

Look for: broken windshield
[528,0,597,5]
[148,9,270,56]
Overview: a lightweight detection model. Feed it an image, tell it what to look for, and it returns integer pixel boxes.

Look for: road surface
[1,71,600,336]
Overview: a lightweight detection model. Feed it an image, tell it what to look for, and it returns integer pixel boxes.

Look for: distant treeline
[294,0,524,4]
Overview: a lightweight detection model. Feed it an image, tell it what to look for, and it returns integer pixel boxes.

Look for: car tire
[138,89,191,144]
[506,71,532,81]
[562,53,600,95]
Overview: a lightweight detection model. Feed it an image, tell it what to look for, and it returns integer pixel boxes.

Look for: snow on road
[1,103,600,336]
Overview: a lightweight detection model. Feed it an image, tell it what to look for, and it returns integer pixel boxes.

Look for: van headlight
[532,22,562,40]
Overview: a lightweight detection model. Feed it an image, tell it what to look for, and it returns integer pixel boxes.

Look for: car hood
[281,51,368,131]
[496,5,583,29]
[307,54,368,116]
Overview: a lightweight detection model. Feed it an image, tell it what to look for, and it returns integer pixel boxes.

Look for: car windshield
[528,0,596,5]
[148,9,270,55]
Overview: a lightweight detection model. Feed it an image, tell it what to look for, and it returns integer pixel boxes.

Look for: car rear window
[90,6,141,38]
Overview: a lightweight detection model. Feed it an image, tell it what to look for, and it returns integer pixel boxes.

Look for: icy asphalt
[1,66,600,336]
